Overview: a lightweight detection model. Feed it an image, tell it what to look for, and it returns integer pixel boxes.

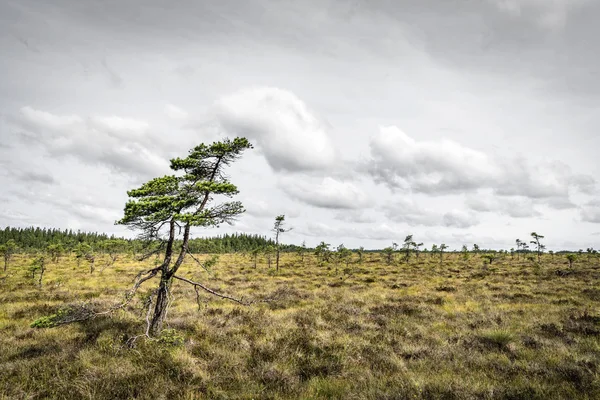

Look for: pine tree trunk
[149,276,170,337]
[148,222,189,337]
[38,264,45,288]
[275,231,280,271]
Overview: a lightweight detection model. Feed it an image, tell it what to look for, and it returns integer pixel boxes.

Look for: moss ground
[1,252,599,399]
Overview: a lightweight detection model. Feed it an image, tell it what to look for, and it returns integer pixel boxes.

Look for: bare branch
[188,252,215,277]
[93,266,161,317]
[136,241,166,262]
[144,291,154,338]
[172,274,249,305]
[194,286,204,311]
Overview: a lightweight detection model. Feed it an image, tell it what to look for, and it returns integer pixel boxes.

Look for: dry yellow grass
[1,252,600,399]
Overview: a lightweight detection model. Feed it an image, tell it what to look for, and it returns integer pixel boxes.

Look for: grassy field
[1,252,600,399]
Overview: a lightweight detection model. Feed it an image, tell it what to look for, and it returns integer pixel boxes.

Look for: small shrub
[30,314,59,328]
[435,285,457,292]
[157,329,185,347]
[479,329,515,350]
[30,303,96,328]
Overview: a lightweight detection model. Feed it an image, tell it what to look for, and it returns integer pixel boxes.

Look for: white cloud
[214,87,336,172]
[368,126,498,194]
[367,126,595,206]
[9,106,168,178]
[280,176,369,210]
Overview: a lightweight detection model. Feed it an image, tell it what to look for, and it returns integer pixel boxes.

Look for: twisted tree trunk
[148,223,190,337]
[149,276,171,336]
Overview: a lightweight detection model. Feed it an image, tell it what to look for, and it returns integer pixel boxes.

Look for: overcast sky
[1,0,599,250]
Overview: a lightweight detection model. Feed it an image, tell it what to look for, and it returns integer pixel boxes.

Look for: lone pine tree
[273,214,291,271]
[117,137,252,336]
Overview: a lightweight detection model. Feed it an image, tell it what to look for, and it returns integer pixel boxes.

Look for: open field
[1,252,600,399]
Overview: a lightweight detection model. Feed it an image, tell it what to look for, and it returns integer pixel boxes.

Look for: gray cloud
[334,210,376,224]
[581,200,600,223]
[19,171,56,185]
[302,221,407,242]
[465,193,542,218]
[382,198,479,229]
[243,197,301,220]
[101,58,124,88]
[442,210,480,229]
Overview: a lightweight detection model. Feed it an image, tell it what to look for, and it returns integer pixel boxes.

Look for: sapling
[566,254,577,269]
[382,246,394,265]
[482,254,496,265]
[100,239,128,271]
[431,244,438,260]
[250,247,261,268]
[0,239,17,272]
[414,242,423,260]
[402,235,416,263]
[356,246,365,263]
[264,245,275,268]
[46,242,64,263]
[586,248,596,262]
[29,256,46,288]
[336,244,352,270]
[297,241,307,264]
[515,239,523,260]
[273,215,292,271]
[74,242,89,268]
[461,245,469,261]
[314,242,331,263]
[530,232,545,262]
[439,244,448,264]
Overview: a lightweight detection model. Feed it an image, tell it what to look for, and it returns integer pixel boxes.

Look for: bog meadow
[1,138,599,400]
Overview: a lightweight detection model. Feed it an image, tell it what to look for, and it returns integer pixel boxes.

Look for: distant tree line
[0,226,115,251]
[187,233,300,253]
[0,226,302,254]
